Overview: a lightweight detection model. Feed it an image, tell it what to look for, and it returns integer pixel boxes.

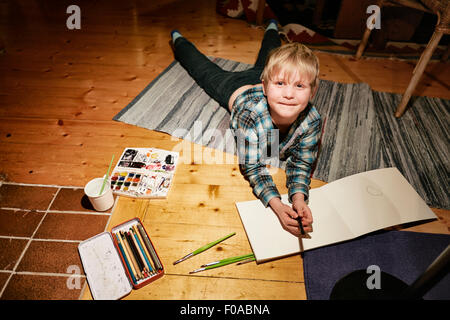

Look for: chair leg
[355,27,372,59]
[355,0,384,59]
[395,31,443,118]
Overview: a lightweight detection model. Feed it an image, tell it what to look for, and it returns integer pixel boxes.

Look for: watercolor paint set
[78,218,164,300]
[110,147,179,198]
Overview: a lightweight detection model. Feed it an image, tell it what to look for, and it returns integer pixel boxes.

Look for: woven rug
[114,58,450,210]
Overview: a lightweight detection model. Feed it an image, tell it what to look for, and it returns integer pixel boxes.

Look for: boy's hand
[291,193,313,233]
[268,197,304,237]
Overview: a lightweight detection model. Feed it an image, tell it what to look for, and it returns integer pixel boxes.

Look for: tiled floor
[0,182,115,299]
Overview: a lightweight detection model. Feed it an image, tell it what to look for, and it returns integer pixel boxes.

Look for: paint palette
[109,147,179,198]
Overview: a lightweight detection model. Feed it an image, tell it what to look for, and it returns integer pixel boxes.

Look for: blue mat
[303,230,450,300]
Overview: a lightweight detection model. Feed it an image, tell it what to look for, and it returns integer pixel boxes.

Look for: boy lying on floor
[171,20,321,237]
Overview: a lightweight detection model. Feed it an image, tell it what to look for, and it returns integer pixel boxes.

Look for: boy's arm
[281,119,321,235]
[285,118,321,203]
[240,162,280,207]
[236,125,281,208]
[236,119,306,236]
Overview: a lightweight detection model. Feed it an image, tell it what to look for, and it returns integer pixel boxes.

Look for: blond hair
[260,42,319,90]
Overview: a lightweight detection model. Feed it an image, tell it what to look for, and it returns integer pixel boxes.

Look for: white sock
[171,30,182,44]
[265,20,278,32]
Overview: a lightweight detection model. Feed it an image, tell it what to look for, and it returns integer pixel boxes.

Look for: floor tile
[0,272,12,291]
[50,187,115,213]
[0,183,111,300]
[0,238,29,270]
[0,184,58,211]
[1,274,86,300]
[16,241,84,275]
[34,212,110,241]
[0,209,45,237]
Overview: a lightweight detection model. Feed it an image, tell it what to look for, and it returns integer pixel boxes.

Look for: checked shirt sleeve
[235,115,281,208]
[285,117,321,203]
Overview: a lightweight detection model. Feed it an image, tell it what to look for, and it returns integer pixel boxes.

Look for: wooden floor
[1,0,449,300]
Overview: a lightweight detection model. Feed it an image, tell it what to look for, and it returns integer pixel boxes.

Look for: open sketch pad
[236,168,437,263]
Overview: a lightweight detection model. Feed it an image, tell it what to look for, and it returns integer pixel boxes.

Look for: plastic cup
[84,177,114,211]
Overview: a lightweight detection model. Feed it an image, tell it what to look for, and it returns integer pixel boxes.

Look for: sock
[265,19,278,32]
[171,29,183,44]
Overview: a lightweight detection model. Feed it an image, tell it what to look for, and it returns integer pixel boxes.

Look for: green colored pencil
[99,154,114,195]
[190,253,254,274]
[173,232,236,265]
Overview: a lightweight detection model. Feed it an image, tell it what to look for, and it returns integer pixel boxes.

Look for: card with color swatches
[109,147,178,198]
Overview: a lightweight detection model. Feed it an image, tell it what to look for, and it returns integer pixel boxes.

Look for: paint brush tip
[173,252,193,265]
[189,268,205,274]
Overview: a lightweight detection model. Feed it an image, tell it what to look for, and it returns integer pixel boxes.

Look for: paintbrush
[99,154,115,195]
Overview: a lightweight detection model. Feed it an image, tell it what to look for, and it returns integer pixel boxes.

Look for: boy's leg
[171,31,269,109]
[254,20,282,69]
[172,35,235,108]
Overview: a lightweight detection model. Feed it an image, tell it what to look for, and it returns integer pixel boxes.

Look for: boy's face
[262,69,316,125]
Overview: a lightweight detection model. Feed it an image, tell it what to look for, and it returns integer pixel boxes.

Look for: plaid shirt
[230,85,321,207]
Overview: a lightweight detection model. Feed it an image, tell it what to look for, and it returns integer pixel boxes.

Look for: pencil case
[78,217,164,300]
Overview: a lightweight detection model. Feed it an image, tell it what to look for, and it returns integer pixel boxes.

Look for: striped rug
[114,58,449,210]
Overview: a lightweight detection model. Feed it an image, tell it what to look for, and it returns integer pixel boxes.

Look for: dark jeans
[173,29,281,109]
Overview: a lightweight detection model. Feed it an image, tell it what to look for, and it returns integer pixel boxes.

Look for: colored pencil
[137,224,163,270]
[99,154,114,195]
[115,233,137,284]
[125,231,146,275]
[128,230,147,273]
[136,224,158,269]
[120,231,143,279]
[123,230,144,279]
[131,227,154,275]
[189,253,254,274]
[116,232,139,281]
[200,253,255,267]
[173,232,236,265]
[132,225,156,273]
[129,229,152,277]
